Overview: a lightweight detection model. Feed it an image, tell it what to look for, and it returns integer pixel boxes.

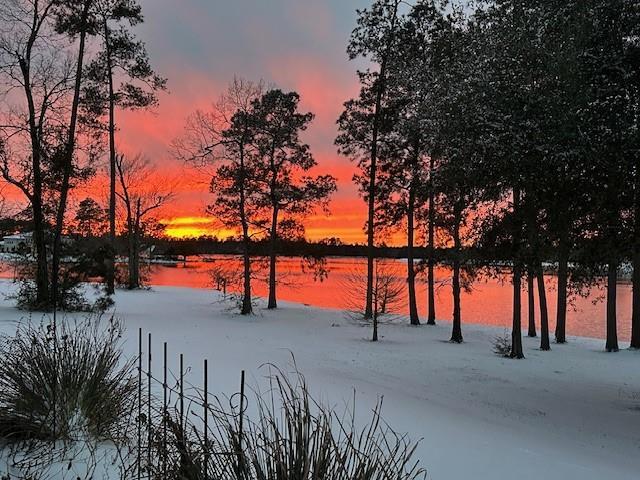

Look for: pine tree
[337,0,403,320]
[251,89,337,310]
[83,0,166,295]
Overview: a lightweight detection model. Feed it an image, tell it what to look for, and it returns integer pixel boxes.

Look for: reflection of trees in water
[340,259,406,341]
[204,255,331,297]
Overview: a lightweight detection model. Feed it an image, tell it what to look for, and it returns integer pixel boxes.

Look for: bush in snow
[146,365,426,480]
[0,316,137,443]
[8,239,114,313]
[492,331,512,357]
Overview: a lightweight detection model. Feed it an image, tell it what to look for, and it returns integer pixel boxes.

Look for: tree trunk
[605,260,619,352]
[127,218,136,290]
[238,135,252,315]
[555,238,569,343]
[633,238,640,349]
[105,20,116,295]
[537,264,550,351]
[365,86,382,319]
[132,201,141,289]
[427,155,436,325]
[363,1,400,320]
[450,207,462,343]
[21,83,48,307]
[372,310,378,342]
[51,0,92,308]
[267,206,279,310]
[605,0,622,353]
[18,7,49,307]
[631,167,640,348]
[241,234,252,315]
[32,208,49,307]
[527,271,536,337]
[407,188,420,325]
[510,187,524,359]
[123,193,136,290]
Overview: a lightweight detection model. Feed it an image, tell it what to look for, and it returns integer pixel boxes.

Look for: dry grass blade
[150,363,427,480]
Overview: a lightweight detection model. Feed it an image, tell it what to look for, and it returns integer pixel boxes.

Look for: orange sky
[2,0,392,245]
[103,1,373,243]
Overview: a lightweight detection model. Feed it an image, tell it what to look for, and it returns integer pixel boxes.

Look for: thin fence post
[203,359,208,475]
[238,369,245,470]
[179,353,184,430]
[163,342,168,478]
[147,333,152,477]
[137,328,142,480]
[239,370,245,452]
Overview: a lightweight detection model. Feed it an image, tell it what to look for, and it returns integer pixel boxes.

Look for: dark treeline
[153,236,454,260]
[334,0,640,354]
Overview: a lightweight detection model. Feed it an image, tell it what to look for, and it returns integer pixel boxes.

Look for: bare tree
[0,0,97,309]
[342,259,405,342]
[115,153,172,289]
[0,0,65,307]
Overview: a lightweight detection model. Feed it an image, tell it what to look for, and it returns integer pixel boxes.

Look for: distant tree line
[337,0,640,354]
[153,236,464,259]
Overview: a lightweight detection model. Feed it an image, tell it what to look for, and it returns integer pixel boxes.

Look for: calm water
[146,256,629,341]
[0,256,628,340]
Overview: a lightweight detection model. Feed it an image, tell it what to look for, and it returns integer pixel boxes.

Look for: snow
[0,280,638,479]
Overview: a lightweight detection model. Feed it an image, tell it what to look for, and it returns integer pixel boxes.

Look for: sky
[114,0,373,242]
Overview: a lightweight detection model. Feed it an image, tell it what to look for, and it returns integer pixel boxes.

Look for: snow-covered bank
[0,281,637,479]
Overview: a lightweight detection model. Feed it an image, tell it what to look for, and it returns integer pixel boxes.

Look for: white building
[0,232,33,253]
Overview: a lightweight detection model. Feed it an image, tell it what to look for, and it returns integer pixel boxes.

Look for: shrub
[492,331,512,357]
[11,279,112,313]
[0,316,137,443]
[149,365,426,480]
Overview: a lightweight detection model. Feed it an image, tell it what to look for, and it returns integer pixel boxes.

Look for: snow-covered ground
[0,280,637,480]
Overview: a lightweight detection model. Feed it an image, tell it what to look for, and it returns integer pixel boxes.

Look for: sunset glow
[161,217,232,239]
[106,0,371,244]
[0,2,635,478]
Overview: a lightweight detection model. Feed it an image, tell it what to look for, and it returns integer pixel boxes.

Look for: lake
[0,255,628,341]
[145,255,630,341]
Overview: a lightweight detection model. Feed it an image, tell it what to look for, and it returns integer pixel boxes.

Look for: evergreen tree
[83,0,166,295]
[251,89,337,309]
[74,197,107,237]
[337,0,403,320]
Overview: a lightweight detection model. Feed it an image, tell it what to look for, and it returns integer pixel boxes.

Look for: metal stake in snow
[179,353,184,430]
[238,369,246,469]
[137,328,142,480]
[204,358,209,474]
[147,333,152,473]
[163,341,168,478]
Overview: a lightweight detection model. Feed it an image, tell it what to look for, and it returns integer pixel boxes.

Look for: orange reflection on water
[146,256,631,341]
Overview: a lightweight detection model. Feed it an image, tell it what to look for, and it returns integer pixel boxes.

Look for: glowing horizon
[0,0,391,245]
[160,214,376,244]
[126,0,373,244]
